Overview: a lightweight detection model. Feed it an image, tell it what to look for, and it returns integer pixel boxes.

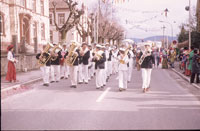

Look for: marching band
[36,40,154,93]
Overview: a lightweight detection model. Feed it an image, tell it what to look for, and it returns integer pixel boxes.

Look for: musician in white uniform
[92,44,106,89]
[88,44,94,81]
[50,43,62,83]
[60,43,69,79]
[79,42,90,84]
[67,41,80,88]
[140,43,155,93]
[127,46,134,82]
[36,44,51,86]
[112,46,119,74]
[118,48,129,91]
[102,45,108,86]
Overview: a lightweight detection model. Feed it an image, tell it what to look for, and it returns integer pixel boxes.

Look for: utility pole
[189,0,191,50]
[161,25,166,48]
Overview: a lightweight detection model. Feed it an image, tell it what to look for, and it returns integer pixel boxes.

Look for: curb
[171,68,200,90]
[1,77,42,99]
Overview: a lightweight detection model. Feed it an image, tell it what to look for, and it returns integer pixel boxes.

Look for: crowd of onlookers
[178,46,200,84]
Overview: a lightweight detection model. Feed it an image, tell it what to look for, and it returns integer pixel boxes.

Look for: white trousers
[78,64,83,82]
[141,68,152,89]
[107,61,112,76]
[88,62,95,79]
[82,64,89,83]
[50,65,60,81]
[112,61,118,74]
[128,59,133,81]
[40,66,50,84]
[103,68,107,85]
[70,66,78,86]
[60,64,69,78]
[118,70,128,89]
[96,68,104,88]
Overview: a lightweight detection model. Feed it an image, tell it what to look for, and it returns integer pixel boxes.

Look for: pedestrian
[92,44,106,89]
[140,44,155,93]
[185,46,194,76]
[36,43,52,86]
[118,48,129,91]
[6,44,18,83]
[190,48,200,84]
[162,49,168,69]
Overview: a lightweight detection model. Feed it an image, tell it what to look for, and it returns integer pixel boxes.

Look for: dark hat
[7,44,14,51]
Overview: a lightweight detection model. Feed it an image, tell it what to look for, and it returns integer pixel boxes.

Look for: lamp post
[185,0,191,50]
[159,20,175,43]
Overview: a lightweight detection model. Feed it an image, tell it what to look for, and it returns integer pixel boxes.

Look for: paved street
[1,68,200,130]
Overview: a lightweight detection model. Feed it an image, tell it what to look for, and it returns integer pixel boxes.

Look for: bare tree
[51,0,84,45]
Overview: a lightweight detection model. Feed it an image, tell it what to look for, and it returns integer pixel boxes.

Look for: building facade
[0,0,50,54]
[49,0,90,46]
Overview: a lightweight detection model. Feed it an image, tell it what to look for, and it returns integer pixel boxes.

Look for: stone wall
[1,54,40,76]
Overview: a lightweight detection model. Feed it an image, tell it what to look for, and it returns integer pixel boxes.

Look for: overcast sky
[83,0,197,39]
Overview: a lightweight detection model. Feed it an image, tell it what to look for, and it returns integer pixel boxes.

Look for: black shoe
[96,87,100,89]
[74,85,77,88]
[119,88,123,91]
[70,85,74,88]
[61,77,64,79]
[101,86,104,89]
[43,83,49,86]
[56,81,59,83]
[78,82,83,84]
[65,77,68,79]
[50,81,55,83]
[85,82,88,84]
[103,84,106,87]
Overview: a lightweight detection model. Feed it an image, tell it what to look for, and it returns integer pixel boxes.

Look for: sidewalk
[1,69,42,99]
[171,61,200,89]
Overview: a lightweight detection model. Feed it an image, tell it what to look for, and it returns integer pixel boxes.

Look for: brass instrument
[119,45,131,64]
[138,50,151,65]
[51,44,62,61]
[65,42,78,66]
[38,43,54,66]
[93,49,103,61]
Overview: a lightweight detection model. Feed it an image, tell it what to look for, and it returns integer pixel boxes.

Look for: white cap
[96,44,102,48]
[119,48,125,52]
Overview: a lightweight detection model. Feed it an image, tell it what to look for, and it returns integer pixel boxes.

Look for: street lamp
[159,20,175,42]
[185,0,192,50]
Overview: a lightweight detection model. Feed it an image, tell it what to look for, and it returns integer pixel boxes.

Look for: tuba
[38,43,54,66]
[138,50,151,65]
[65,42,79,66]
[51,44,62,61]
[119,45,131,64]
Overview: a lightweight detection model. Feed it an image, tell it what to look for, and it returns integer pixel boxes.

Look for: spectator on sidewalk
[162,49,168,69]
[6,44,18,83]
[185,46,194,76]
[190,48,200,84]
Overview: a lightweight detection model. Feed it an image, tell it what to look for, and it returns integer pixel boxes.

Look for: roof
[49,0,69,9]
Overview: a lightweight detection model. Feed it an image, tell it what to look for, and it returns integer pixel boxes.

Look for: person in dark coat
[140,44,155,93]
[190,48,200,83]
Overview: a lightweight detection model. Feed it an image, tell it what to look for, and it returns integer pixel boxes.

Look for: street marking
[96,87,111,102]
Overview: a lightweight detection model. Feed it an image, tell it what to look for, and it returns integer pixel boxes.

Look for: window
[50,30,53,42]
[20,0,26,7]
[0,13,5,36]
[40,0,44,15]
[32,0,36,12]
[58,32,62,42]
[41,23,45,40]
[58,13,65,25]
[49,14,52,25]
[32,22,37,38]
